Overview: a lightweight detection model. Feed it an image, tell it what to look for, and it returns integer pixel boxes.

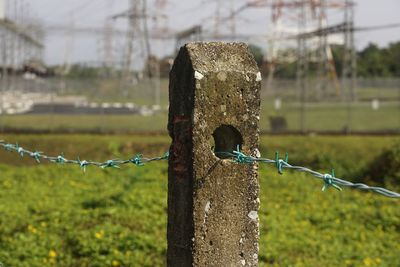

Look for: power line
[72,0,112,25]
[41,0,98,21]
[355,22,400,32]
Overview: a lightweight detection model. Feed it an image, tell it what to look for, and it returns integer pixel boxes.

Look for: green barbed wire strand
[218,146,400,199]
[1,140,399,198]
[0,140,169,171]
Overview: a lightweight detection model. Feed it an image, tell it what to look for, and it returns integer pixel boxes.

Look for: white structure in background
[0,0,44,72]
[0,91,159,116]
[371,99,380,111]
[274,98,282,110]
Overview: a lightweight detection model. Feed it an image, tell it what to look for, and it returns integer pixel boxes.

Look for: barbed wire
[1,140,399,199]
[0,140,169,172]
[216,146,400,199]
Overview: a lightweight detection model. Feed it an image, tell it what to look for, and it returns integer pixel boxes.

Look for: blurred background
[0,0,399,134]
[1,1,400,266]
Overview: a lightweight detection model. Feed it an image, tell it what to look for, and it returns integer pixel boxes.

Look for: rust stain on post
[168,42,261,267]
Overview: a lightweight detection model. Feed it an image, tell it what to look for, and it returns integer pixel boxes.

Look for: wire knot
[130,154,144,166]
[55,154,66,164]
[16,144,24,157]
[78,158,89,172]
[30,151,42,163]
[232,145,254,164]
[101,160,120,169]
[3,143,14,151]
[322,170,342,192]
[161,151,170,160]
[275,151,289,174]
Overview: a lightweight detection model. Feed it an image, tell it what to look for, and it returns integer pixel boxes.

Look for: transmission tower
[341,0,356,132]
[151,0,169,108]
[1,20,8,129]
[316,0,328,99]
[113,0,168,106]
[62,12,75,75]
[341,0,356,100]
[265,0,356,131]
[113,0,150,83]
[153,0,168,33]
[268,1,352,91]
[211,0,237,38]
[213,0,221,37]
[102,0,115,75]
[296,1,308,132]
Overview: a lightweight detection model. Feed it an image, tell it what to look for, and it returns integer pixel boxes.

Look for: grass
[0,114,168,133]
[0,134,399,266]
[2,78,399,133]
[1,101,399,133]
[357,87,400,101]
[261,101,400,132]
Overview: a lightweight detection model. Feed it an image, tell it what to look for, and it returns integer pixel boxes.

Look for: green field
[1,101,399,133]
[1,78,399,133]
[0,134,399,266]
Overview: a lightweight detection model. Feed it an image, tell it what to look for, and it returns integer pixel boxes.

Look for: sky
[10,0,400,65]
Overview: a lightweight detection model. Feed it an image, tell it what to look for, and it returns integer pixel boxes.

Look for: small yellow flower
[363,257,373,267]
[95,230,105,239]
[28,225,37,234]
[3,180,12,188]
[112,260,120,267]
[48,250,57,258]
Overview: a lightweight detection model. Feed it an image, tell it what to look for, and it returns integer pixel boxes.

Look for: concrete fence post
[168,42,261,267]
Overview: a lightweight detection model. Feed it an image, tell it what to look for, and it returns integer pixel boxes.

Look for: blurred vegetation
[47,41,400,80]
[49,64,106,79]
[360,143,400,189]
[331,42,400,78]
[0,134,399,266]
[253,41,400,79]
[249,44,264,67]
[357,42,400,78]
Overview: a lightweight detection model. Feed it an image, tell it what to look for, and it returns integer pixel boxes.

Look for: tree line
[49,41,400,79]
[250,41,400,79]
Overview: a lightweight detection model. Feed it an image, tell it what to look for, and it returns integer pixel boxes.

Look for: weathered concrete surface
[168,42,261,267]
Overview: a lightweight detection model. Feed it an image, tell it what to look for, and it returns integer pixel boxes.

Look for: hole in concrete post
[211,125,243,159]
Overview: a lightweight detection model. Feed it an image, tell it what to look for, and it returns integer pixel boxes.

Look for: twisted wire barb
[0,140,168,171]
[1,140,399,198]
